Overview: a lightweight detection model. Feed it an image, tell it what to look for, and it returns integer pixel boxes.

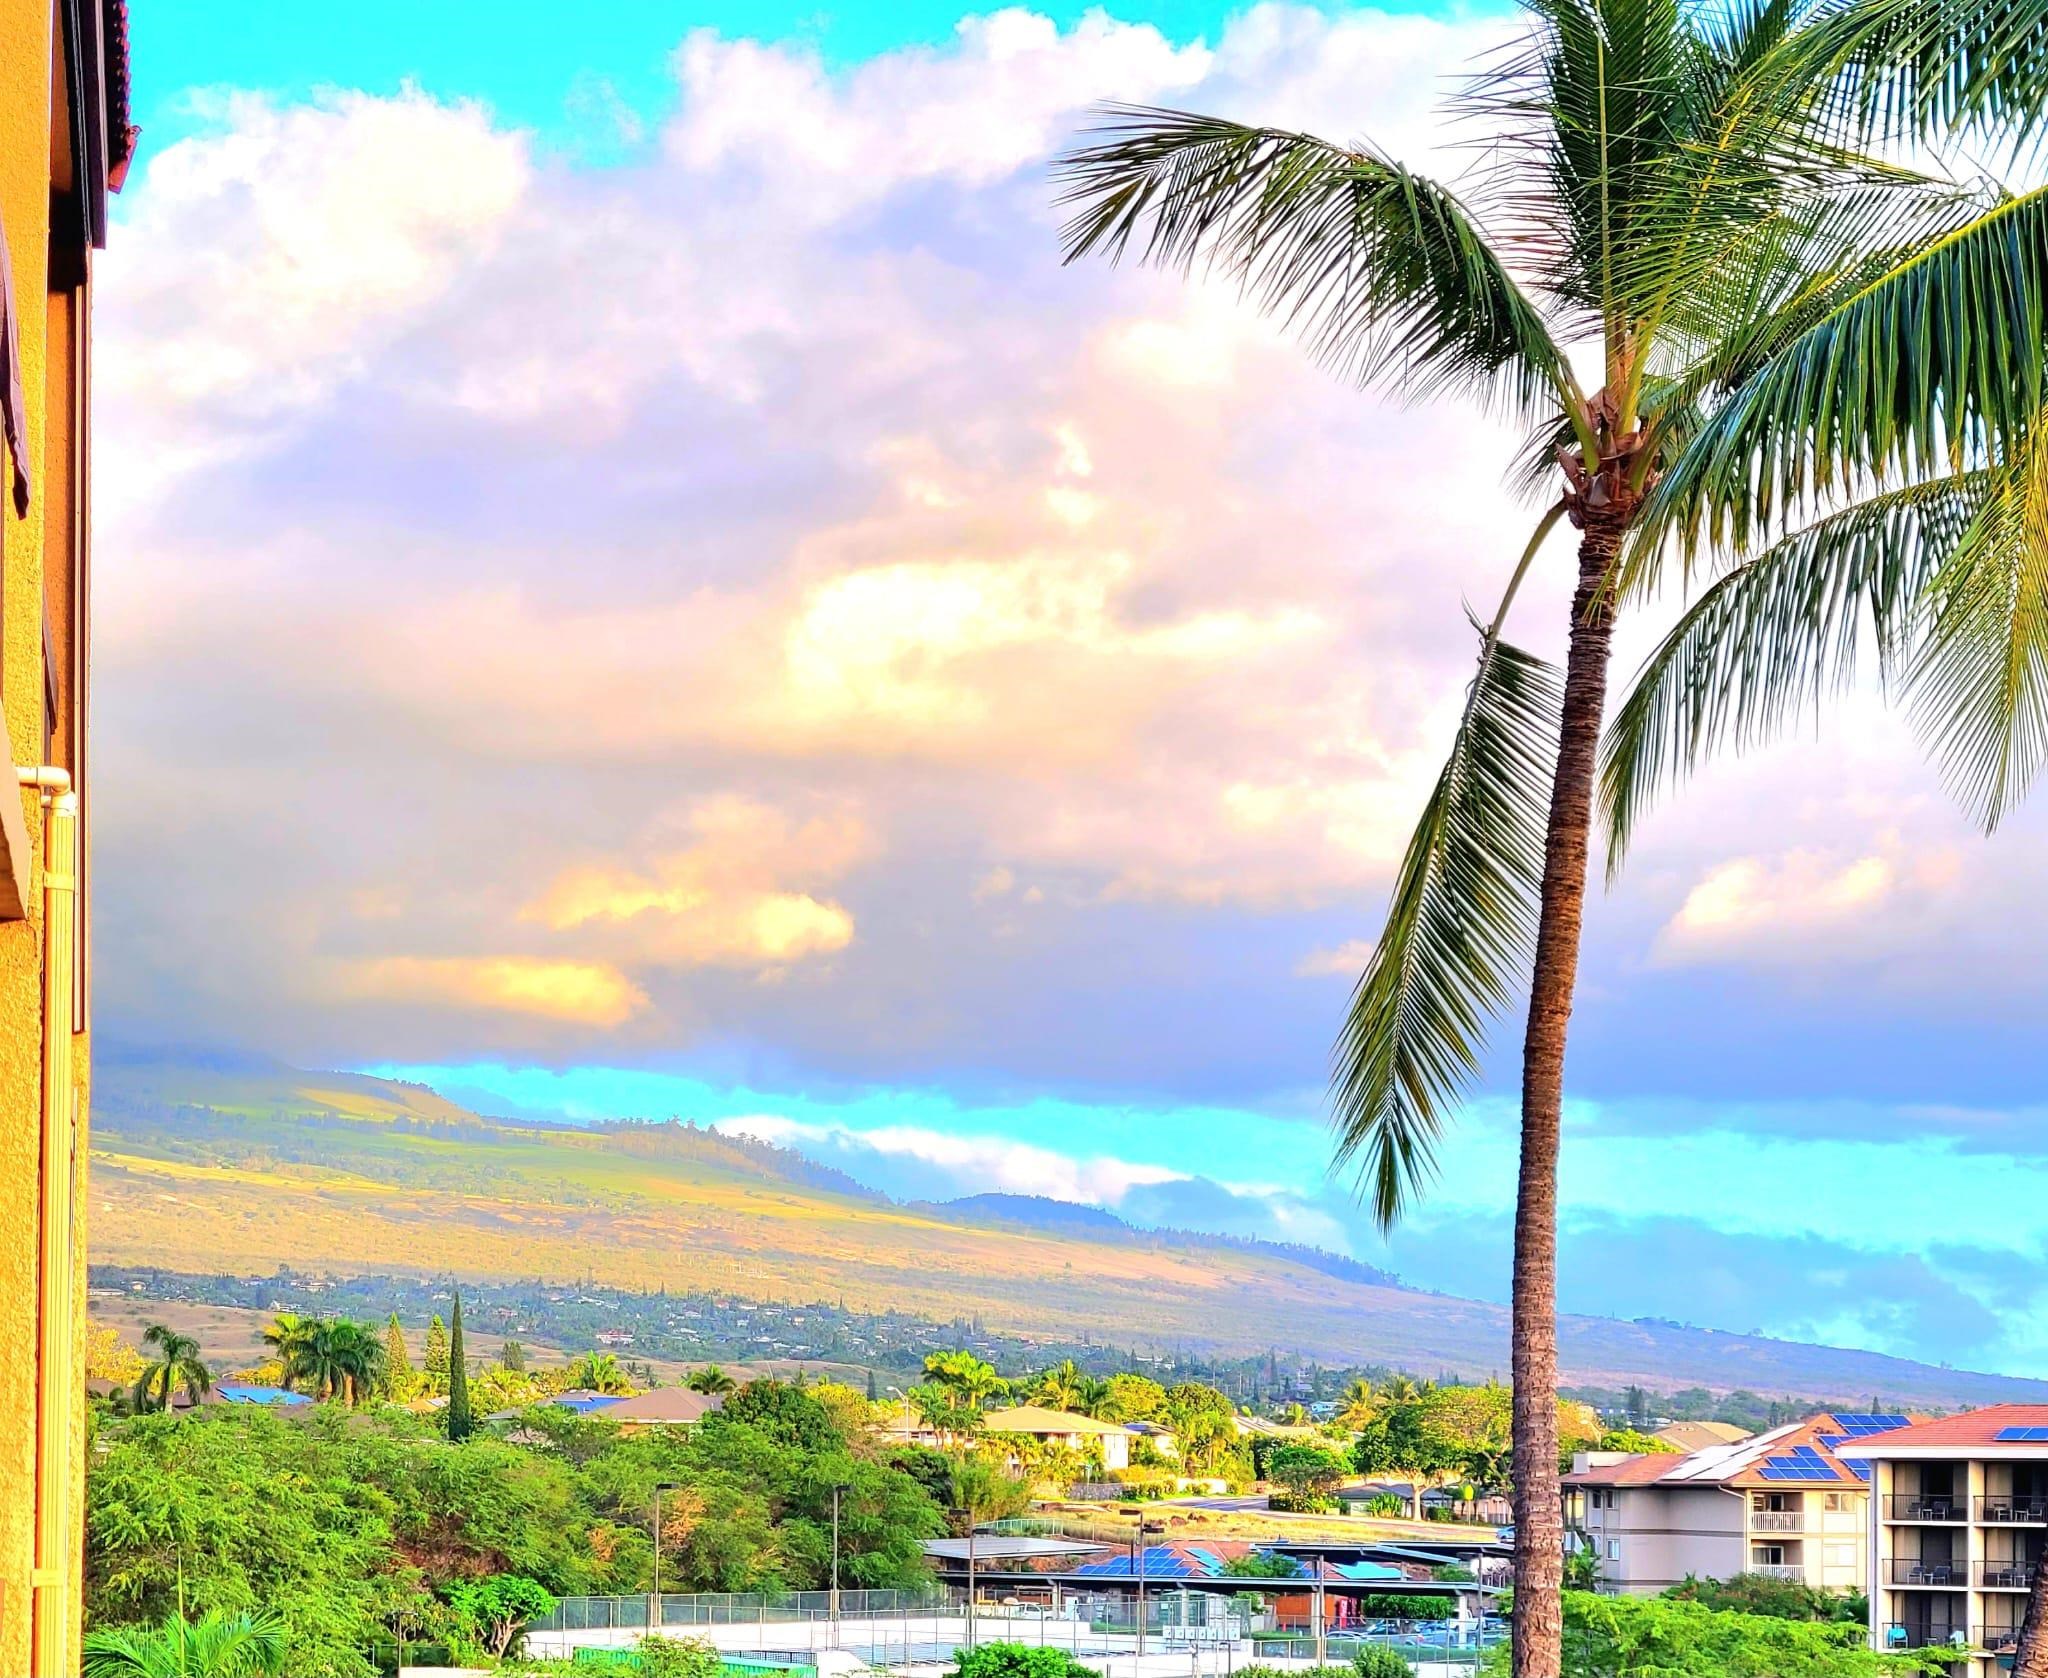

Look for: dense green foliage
[81,1609,288,1678]
[1664,1575,1865,1625]
[445,1292,473,1440]
[1349,1650,1418,1678]
[1265,1443,1350,1511]
[134,1325,212,1415]
[953,1644,1102,1678]
[1477,1592,1946,1677]
[86,1381,944,1677]
[635,1634,726,1678]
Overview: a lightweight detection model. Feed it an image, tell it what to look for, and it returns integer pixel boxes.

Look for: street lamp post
[1134,1519,1157,1660]
[830,1482,843,1637]
[652,1481,682,1629]
[888,1385,912,1443]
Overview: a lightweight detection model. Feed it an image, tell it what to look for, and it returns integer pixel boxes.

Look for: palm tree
[1030,1359,1085,1411]
[279,1319,385,1405]
[1337,1378,1381,1432]
[82,1609,287,1678]
[1072,1374,1117,1420]
[132,1325,211,1414]
[1057,8,2048,1672]
[259,1314,314,1390]
[686,1364,737,1397]
[567,1351,633,1395]
[923,1350,1004,1410]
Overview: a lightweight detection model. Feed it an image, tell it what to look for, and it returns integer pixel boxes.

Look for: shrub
[954,1643,1103,1678]
[1351,1594,1454,1620]
[638,1634,727,1678]
[1351,1649,1417,1678]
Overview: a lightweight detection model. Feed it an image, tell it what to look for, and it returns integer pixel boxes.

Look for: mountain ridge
[85,1052,2048,1407]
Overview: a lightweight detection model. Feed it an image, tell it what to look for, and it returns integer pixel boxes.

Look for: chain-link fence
[524,1595,1504,1675]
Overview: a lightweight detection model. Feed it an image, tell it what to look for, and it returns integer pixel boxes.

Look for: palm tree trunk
[1510,516,1621,1678]
[2014,1563,2048,1676]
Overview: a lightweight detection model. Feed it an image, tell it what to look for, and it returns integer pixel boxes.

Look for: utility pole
[831,1482,843,1638]
[652,1483,665,1629]
[1135,1519,1156,1660]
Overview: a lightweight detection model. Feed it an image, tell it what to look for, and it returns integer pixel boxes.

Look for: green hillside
[87,1055,2048,1407]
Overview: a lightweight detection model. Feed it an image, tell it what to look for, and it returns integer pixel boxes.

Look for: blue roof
[1332,1561,1407,1582]
[554,1396,625,1414]
[215,1384,312,1407]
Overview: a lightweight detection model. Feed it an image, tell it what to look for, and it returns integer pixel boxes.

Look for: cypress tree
[446,1291,473,1441]
[385,1313,413,1398]
[424,1313,450,1388]
[866,1368,878,1402]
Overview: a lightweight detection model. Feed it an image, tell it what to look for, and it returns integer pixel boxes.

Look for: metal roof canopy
[923,1565,1498,1598]
[920,1537,1112,1561]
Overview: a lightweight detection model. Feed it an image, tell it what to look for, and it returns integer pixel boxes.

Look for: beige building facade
[1839,1404,2048,1667]
[1564,1415,1879,1596]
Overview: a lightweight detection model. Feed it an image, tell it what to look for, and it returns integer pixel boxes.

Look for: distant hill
[941,1193,1136,1235]
[85,1052,2048,1408]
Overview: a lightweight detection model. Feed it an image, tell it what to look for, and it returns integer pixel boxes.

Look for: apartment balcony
[1888,1559,1966,1587]
[1748,1563,1803,1581]
[1886,1495,1967,1523]
[1978,1561,2037,1590]
[1981,1629,2023,1657]
[1977,1496,2048,1525]
[1750,1511,1803,1532]
[1883,1624,1970,1653]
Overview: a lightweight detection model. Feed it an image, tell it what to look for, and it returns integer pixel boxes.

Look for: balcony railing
[1889,1559,1965,1587]
[1980,1562,2037,1589]
[1748,1563,1803,1581]
[1750,1511,1802,1532]
[1978,1497,2048,1525]
[1883,1624,1969,1653]
[1886,1495,1966,1523]
[1982,1629,2023,1656]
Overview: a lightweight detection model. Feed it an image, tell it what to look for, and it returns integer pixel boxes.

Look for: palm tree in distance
[567,1351,633,1395]
[1031,1359,1086,1410]
[686,1364,737,1397]
[81,1608,287,1678]
[923,1350,1004,1411]
[1058,5,2048,1671]
[132,1325,211,1414]
[260,1313,314,1390]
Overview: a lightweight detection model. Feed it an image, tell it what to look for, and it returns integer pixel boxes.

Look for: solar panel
[1830,1414,1910,1433]
[1995,1427,2048,1442]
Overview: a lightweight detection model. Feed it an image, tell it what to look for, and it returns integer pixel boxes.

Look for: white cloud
[715,1112,1189,1205]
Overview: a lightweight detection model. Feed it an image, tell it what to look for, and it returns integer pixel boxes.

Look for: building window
[1824,1493,1846,1512]
[1605,1541,1619,1560]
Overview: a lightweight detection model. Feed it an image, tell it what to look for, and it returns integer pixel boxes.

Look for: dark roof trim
[54,0,138,259]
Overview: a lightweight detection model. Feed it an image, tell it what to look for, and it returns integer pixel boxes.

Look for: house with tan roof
[975,1404,1131,1472]
[1563,1413,1885,1596]
[1655,1420,1753,1452]
[1835,1403,2048,1665]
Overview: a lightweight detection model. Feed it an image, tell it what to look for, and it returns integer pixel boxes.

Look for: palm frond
[1910,427,2048,827]
[1331,606,1562,1228]
[1601,473,1985,868]
[1054,107,1574,420]
[1771,0,2048,152]
[1641,183,2048,553]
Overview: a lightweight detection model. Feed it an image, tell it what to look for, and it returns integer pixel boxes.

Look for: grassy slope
[88,1058,2048,1405]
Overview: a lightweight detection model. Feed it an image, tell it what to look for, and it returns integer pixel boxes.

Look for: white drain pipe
[22,764,78,1678]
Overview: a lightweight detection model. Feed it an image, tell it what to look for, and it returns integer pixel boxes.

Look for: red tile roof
[1838,1405,2048,1451]
[1562,1454,1688,1487]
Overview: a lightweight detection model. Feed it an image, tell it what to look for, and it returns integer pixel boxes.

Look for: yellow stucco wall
[1,0,92,1669]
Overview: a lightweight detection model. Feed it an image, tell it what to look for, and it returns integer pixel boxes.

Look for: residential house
[1125,1420,1178,1459]
[1563,1414,1888,1596]
[1656,1421,1753,1452]
[0,4,134,1672]
[599,1387,722,1433]
[1835,1404,2048,1665]
[976,1404,1131,1472]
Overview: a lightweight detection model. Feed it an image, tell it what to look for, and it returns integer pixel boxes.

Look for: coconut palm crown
[1057,1,2048,1671]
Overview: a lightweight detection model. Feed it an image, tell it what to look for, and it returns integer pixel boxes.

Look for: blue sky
[94,0,2048,1379]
